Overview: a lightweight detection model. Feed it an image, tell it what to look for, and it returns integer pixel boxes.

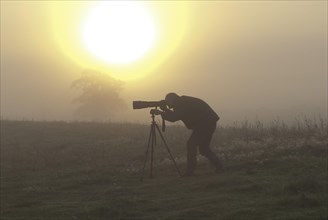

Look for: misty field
[1,118,327,220]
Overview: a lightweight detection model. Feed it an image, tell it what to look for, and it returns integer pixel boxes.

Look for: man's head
[165,92,180,108]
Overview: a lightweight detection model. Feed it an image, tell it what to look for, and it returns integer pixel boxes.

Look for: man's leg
[199,145,224,172]
[198,123,224,172]
[185,131,198,176]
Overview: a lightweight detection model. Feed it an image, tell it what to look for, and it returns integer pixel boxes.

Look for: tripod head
[149,108,166,132]
[149,108,161,116]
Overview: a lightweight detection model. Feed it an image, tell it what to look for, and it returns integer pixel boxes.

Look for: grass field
[1,118,327,220]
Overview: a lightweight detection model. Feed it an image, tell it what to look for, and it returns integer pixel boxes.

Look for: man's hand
[150,109,163,115]
[159,100,169,111]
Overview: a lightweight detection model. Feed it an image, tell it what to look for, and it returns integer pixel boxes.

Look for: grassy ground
[1,119,327,220]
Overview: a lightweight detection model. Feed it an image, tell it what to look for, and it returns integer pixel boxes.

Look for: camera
[133,100,167,110]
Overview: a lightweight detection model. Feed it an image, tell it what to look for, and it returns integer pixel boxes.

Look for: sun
[82,2,156,65]
[50,2,189,80]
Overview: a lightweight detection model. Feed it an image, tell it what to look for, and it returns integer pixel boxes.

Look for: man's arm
[151,109,180,122]
[161,109,179,122]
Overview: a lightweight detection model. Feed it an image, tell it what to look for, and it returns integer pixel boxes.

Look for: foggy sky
[1,1,327,125]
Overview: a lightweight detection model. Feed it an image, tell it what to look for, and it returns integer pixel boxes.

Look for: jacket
[162,96,219,129]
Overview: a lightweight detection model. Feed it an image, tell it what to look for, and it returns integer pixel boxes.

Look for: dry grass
[1,117,327,220]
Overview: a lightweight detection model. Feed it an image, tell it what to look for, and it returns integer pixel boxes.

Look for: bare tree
[71,69,126,121]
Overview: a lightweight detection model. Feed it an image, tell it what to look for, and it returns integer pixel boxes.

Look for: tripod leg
[154,124,182,176]
[140,124,153,181]
[150,123,156,178]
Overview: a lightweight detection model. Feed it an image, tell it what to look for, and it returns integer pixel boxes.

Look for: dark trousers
[186,122,222,173]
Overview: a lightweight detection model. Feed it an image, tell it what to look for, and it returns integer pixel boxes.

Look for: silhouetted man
[154,92,223,176]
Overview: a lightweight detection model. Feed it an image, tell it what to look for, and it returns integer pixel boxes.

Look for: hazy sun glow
[50,2,189,80]
[82,2,156,65]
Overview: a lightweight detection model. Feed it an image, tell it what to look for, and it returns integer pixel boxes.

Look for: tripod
[140,109,182,181]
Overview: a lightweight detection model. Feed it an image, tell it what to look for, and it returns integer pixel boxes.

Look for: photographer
[153,92,224,177]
